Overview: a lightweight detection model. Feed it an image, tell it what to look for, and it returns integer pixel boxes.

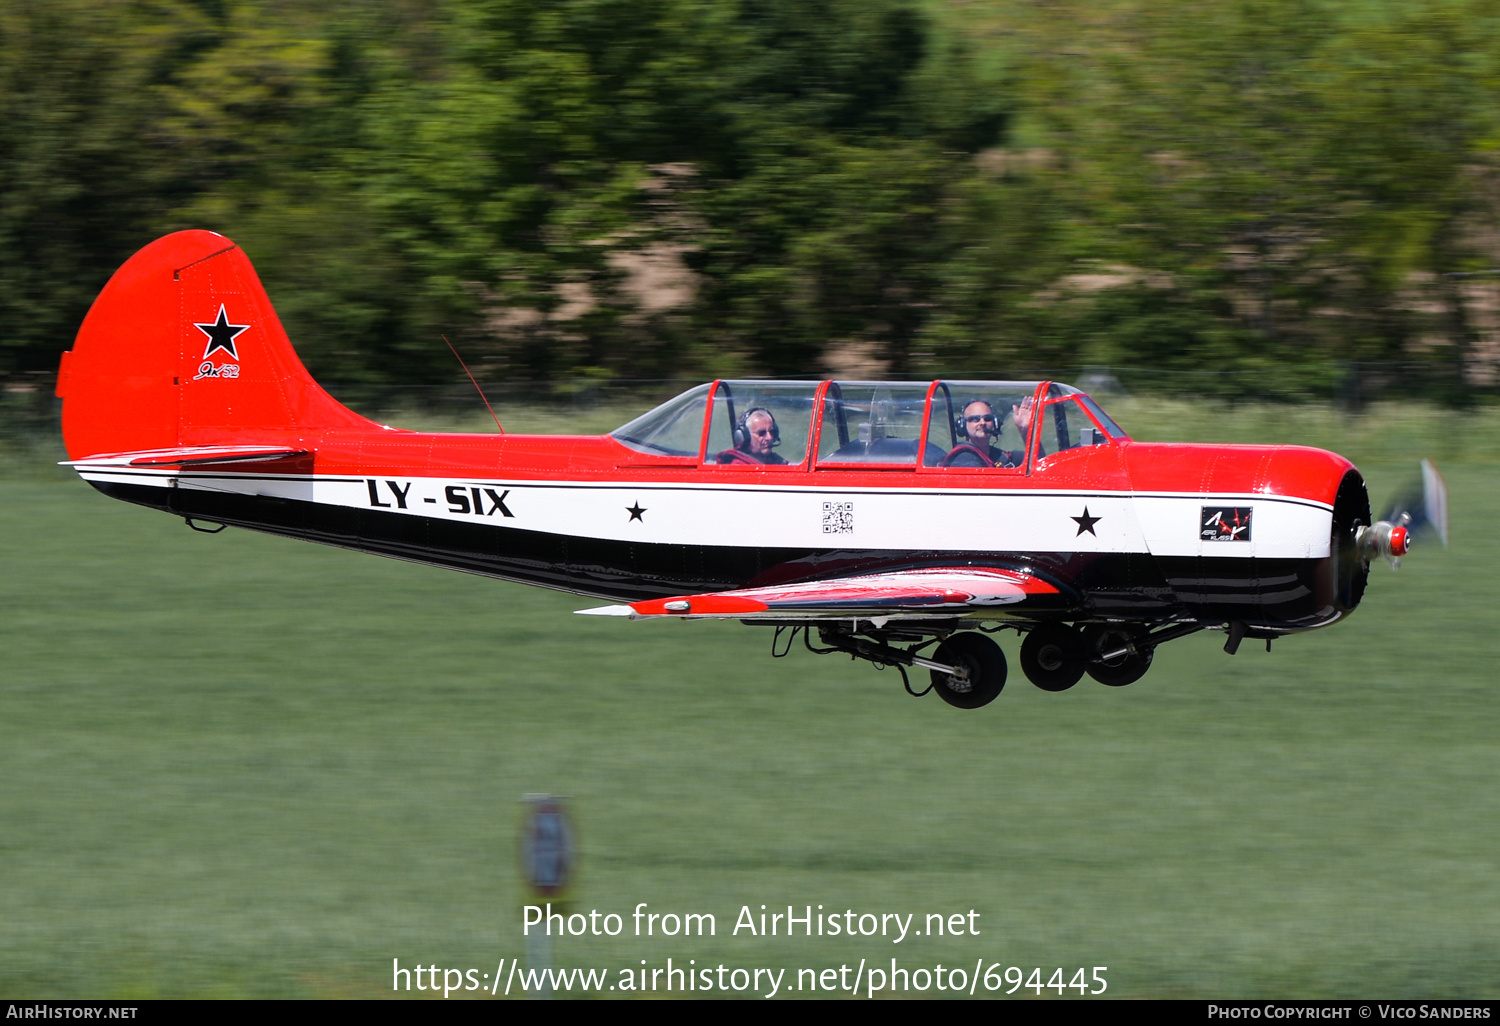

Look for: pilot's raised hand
[1012,396,1035,437]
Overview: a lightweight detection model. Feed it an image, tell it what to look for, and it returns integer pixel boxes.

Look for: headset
[733,407,781,450]
[954,399,1000,443]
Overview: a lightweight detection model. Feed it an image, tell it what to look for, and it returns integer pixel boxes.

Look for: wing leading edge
[575,567,1061,621]
[62,445,311,468]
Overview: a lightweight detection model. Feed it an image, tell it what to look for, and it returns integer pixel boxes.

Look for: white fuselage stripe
[78,468,1333,559]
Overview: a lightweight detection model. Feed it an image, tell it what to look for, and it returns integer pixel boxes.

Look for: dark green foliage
[0,2,192,378]
[1,0,1497,402]
[982,0,1500,397]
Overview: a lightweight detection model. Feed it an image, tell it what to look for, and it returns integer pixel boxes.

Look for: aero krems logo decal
[1202,506,1252,542]
[193,304,249,380]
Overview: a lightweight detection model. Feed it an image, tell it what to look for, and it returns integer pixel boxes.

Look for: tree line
[2,0,1497,405]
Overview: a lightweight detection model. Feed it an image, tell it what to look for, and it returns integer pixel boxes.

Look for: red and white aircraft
[57,231,1441,709]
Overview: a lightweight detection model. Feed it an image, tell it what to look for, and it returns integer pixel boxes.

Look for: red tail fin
[58,230,372,460]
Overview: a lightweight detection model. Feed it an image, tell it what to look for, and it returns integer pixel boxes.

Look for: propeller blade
[1381,458,1449,549]
[1421,457,1449,549]
[1364,459,1449,568]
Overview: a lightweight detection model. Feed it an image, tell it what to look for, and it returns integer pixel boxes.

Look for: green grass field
[1,404,1497,998]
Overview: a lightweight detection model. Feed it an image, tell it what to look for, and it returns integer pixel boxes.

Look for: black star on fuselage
[626,501,647,522]
[194,304,250,361]
[1072,507,1101,536]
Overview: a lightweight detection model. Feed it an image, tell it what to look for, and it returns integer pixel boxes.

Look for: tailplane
[57,230,372,460]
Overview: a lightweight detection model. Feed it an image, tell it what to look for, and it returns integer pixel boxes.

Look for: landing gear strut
[775,625,1008,710]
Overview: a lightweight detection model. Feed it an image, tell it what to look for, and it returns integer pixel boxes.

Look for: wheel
[1020,624,1087,692]
[1081,624,1153,687]
[929,633,1007,709]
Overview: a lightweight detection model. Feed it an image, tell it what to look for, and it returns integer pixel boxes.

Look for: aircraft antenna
[442,334,505,434]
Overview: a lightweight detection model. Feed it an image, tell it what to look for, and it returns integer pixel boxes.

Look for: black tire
[1020,624,1087,692]
[1081,624,1153,687]
[929,633,1007,709]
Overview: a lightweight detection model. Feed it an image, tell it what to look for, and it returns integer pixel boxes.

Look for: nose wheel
[1081,624,1153,687]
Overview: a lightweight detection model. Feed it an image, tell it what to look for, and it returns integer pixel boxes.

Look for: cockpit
[610,380,1128,470]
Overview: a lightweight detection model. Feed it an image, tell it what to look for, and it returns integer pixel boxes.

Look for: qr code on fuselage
[822,501,854,534]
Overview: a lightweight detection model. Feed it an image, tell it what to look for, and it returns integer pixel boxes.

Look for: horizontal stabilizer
[575,568,1060,621]
[63,445,310,468]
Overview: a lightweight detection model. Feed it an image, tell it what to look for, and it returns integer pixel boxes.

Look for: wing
[576,567,1062,621]
[62,445,310,468]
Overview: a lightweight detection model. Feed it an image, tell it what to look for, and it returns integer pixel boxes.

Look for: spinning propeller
[1358,458,1450,568]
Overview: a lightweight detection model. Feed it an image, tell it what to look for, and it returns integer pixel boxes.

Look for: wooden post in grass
[520,794,575,1000]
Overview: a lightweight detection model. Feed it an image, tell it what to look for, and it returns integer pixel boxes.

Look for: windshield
[1076,393,1127,439]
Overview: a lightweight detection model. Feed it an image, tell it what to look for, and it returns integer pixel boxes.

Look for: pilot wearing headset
[716,407,789,465]
[944,399,1024,468]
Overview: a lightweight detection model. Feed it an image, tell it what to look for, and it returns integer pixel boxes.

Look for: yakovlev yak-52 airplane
[57,231,1447,709]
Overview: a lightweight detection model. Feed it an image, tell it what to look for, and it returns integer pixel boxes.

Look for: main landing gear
[769,620,1209,710]
[1019,625,1087,692]
[928,633,1007,709]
